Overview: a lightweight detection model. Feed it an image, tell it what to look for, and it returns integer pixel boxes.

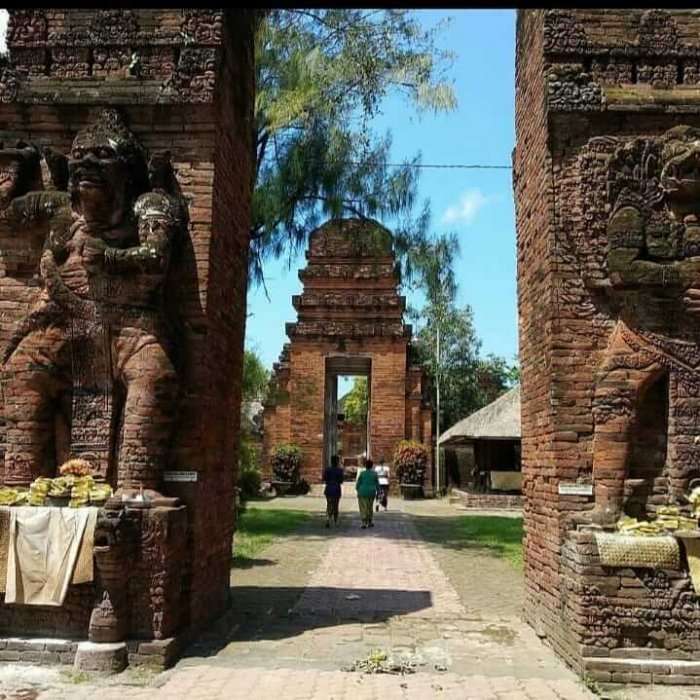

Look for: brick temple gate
[516,9,700,685]
[262,218,433,491]
[0,8,255,670]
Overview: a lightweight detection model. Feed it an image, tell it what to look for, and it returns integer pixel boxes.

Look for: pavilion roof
[439,384,520,445]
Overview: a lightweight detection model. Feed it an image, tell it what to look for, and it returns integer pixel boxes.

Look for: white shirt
[374,465,390,485]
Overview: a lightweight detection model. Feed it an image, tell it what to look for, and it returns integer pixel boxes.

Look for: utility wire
[353,162,512,170]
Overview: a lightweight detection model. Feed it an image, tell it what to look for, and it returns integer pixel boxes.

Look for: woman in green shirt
[356,458,379,528]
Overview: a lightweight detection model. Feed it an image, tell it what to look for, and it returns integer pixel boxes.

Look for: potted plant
[394,440,429,499]
[270,443,302,496]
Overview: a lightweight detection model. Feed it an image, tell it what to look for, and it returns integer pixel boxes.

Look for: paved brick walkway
[14,496,700,699]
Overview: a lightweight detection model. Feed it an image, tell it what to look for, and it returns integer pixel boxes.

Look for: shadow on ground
[231,557,277,569]
[184,506,523,660]
[182,586,432,659]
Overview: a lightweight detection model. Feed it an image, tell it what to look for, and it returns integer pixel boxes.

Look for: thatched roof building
[439,384,520,446]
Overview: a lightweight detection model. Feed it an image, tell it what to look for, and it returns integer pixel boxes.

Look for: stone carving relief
[165,48,218,103]
[547,64,603,112]
[0,59,20,103]
[571,125,700,525]
[7,10,48,47]
[543,10,589,54]
[89,10,139,45]
[182,10,223,45]
[0,108,185,499]
[638,10,680,54]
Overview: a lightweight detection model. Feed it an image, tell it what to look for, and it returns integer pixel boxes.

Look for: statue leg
[116,333,177,493]
[2,326,69,486]
[584,325,663,527]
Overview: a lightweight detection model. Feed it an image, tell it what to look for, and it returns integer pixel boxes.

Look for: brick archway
[262,218,433,491]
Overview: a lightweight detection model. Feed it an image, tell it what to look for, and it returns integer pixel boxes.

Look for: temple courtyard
[0,497,695,700]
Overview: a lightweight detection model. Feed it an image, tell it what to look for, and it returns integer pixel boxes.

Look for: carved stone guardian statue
[0,108,184,499]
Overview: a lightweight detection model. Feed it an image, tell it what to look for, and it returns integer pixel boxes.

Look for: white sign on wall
[558,482,593,496]
[163,471,198,482]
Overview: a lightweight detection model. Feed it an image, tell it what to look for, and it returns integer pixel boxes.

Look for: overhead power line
[354,162,512,170]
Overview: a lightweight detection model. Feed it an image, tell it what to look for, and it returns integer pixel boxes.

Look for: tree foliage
[409,236,519,431]
[342,376,368,426]
[252,10,456,283]
[242,349,270,403]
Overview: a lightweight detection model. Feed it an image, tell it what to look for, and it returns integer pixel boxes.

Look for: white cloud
[440,188,489,226]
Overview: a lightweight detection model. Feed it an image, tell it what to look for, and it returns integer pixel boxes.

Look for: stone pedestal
[74,641,127,674]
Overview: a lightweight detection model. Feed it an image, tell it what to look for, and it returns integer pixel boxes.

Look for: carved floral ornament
[638,10,680,54]
[547,65,603,113]
[7,10,48,47]
[181,10,224,45]
[543,10,589,54]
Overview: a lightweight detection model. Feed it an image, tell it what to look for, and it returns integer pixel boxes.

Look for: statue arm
[103,229,171,276]
[3,191,70,231]
[608,247,682,287]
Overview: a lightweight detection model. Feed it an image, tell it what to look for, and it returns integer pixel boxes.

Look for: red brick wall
[517,8,700,677]
[0,9,256,638]
[289,343,326,481]
[514,9,561,639]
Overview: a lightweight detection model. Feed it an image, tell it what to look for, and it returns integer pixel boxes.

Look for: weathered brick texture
[516,9,700,683]
[0,8,256,659]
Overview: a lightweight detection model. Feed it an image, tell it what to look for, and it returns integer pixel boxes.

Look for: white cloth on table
[5,506,97,606]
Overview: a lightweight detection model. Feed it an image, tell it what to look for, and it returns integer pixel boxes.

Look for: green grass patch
[232,507,310,567]
[415,514,524,569]
[457,515,523,569]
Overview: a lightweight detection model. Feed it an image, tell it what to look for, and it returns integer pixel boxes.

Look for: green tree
[410,236,518,431]
[239,349,270,497]
[342,376,368,426]
[242,349,270,403]
[252,10,456,282]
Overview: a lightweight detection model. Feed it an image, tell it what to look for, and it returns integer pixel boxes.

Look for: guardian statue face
[67,108,147,228]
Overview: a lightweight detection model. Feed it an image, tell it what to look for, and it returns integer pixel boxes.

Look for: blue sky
[246,10,518,370]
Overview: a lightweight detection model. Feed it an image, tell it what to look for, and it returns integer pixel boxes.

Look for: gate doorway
[324,357,371,472]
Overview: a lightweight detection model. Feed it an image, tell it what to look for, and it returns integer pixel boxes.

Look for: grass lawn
[456,515,523,569]
[415,513,524,569]
[232,506,311,567]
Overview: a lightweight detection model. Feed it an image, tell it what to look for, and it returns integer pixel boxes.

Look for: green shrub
[239,466,262,500]
[393,439,429,486]
[271,443,302,483]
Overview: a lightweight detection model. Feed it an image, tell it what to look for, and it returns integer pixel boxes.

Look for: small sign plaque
[558,482,593,496]
[163,471,198,483]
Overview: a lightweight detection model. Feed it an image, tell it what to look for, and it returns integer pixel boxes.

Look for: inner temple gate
[262,218,433,490]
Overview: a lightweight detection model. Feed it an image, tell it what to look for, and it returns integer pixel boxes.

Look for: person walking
[356,458,379,529]
[374,457,390,512]
[323,454,344,527]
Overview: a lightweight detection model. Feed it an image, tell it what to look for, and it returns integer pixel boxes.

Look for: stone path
[2,496,692,699]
